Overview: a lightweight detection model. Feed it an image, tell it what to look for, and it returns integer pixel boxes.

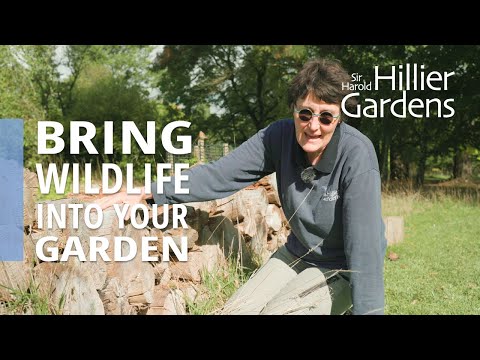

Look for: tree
[152,45,307,143]
[66,64,162,173]
[0,46,45,168]
[2,45,162,168]
[14,45,155,121]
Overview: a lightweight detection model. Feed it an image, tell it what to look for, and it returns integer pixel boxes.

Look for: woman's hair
[287,58,357,119]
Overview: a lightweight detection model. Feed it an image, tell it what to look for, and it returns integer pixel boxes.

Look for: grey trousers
[221,245,352,315]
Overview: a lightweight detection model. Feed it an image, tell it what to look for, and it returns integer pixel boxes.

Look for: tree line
[1,45,479,185]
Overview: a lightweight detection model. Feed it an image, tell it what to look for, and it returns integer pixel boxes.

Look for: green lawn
[383,195,480,314]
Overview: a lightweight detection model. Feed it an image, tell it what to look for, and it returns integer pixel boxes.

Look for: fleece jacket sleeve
[151,126,275,205]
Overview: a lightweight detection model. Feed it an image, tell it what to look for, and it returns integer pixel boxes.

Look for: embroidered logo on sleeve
[322,189,340,202]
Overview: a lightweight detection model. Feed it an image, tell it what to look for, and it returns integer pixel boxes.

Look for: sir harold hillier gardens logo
[340,64,455,119]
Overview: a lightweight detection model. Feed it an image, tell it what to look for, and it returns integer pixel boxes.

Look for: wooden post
[198,139,205,164]
[166,153,174,176]
[223,143,229,156]
[384,216,404,245]
[194,145,200,163]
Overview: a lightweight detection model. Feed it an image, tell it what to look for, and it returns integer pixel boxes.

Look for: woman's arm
[96,124,277,216]
[152,126,276,205]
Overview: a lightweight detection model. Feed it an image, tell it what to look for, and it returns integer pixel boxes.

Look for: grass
[383,194,480,314]
[1,279,65,315]
[424,173,451,183]
[185,257,253,315]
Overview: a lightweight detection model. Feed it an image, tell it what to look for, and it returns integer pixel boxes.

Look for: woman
[97,58,387,315]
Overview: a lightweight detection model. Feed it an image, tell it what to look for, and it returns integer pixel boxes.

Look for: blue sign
[0,119,24,261]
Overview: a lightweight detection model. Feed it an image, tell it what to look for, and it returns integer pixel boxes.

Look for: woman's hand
[94,187,153,221]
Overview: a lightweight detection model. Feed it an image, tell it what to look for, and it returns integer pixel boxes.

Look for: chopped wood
[16,168,292,314]
[33,262,104,315]
[0,261,30,301]
[266,204,283,232]
[23,169,38,229]
[384,216,404,245]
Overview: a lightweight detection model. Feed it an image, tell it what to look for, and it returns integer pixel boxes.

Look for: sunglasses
[294,108,340,125]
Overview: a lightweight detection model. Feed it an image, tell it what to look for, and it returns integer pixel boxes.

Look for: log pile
[0,170,290,315]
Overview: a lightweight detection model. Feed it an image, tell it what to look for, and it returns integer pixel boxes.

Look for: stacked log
[0,171,290,315]
[24,169,38,231]
[242,174,290,262]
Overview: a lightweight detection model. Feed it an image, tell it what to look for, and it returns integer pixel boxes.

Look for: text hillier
[341,64,456,118]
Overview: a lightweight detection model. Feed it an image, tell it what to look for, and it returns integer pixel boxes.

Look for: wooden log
[170,243,224,283]
[237,216,257,239]
[261,174,282,206]
[246,174,281,206]
[152,261,168,279]
[149,226,164,258]
[0,303,7,314]
[27,197,158,314]
[183,201,216,232]
[64,200,108,291]
[229,188,270,264]
[0,228,54,300]
[266,233,278,252]
[166,153,174,176]
[205,216,240,249]
[215,194,245,223]
[193,145,200,162]
[199,139,206,163]
[149,225,197,258]
[24,232,38,267]
[99,278,134,315]
[266,204,283,232]
[34,198,155,314]
[205,216,253,268]
[179,283,198,304]
[161,226,198,251]
[239,188,268,217]
[146,286,170,315]
[183,200,217,214]
[152,261,171,286]
[0,261,30,301]
[147,286,186,315]
[23,169,38,229]
[267,173,281,206]
[276,227,289,247]
[248,213,270,265]
[184,200,217,215]
[213,187,275,266]
[233,188,268,239]
[159,267,172,286]
[279,207,290,230]
[384,216,404,245]
[90,206,154,314]
[36,199,78,252]
[163,289,186,315]
[30,200,109,308]
[121,218,155,306]
[127,262,155,305]
[33,262,104,315]
[223,143,229,156]
[216,188,268,225]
